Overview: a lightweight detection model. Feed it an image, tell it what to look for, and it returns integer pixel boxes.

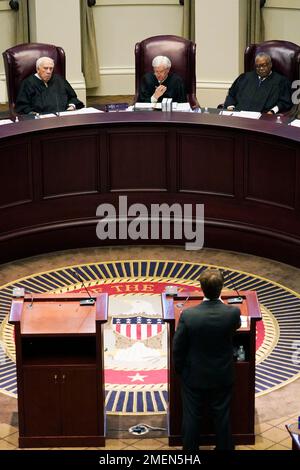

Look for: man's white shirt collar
[203,296,223,303]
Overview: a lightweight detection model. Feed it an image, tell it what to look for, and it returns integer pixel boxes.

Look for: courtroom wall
[89,0,183,96]
[0,1,14,102]
[195,0,247,108]
[263,1,300,44]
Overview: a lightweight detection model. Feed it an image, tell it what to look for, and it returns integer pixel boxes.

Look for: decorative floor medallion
[0,260,299,415]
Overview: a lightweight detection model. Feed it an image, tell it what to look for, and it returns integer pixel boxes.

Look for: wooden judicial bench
[0,111,300,267]
[9,292,108,448]
[162,290,262,446]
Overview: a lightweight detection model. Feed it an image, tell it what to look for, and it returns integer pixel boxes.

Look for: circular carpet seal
[0,260,299,414]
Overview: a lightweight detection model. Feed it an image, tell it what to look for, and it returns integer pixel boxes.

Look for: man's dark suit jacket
[172,300,241,389]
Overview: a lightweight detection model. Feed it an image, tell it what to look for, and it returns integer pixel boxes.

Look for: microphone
[71,269,95,306]
[12,287,35,308]
[222,270,243,304]
[176,295,190,312]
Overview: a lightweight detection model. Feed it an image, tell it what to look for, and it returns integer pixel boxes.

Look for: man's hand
[154,85,167,100]
[67,104,76,111]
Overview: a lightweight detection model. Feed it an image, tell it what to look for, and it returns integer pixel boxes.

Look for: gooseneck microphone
[72,269,95,306]
[176,295,190,312]
[222,270,243,304]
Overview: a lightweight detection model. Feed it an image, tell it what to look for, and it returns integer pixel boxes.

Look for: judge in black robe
[138,71,186,103]
[16,56,84,115]
[224,53,292,114]
[137,55,186,103]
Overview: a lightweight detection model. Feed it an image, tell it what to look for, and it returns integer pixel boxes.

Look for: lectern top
[20,295,97,335]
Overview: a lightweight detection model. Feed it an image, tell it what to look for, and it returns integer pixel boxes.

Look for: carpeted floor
[0,245,299,450]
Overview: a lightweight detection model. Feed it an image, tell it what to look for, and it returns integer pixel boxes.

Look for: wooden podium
[9,292,108,448]
[162,291,262,446]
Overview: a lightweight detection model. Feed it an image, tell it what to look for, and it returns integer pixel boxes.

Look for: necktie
[258,77,263,87]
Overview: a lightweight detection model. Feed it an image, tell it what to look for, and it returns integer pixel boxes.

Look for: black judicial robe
[16,74,84,114]
[137,72,186,103]
[224,70,292,113]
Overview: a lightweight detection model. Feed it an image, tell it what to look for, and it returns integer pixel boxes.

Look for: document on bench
[133,102,159,110]
[38,107,104,118]
[290,119,300,128]
[232,111,261,119]
[219,110,234,116]
[129,102,191,112]
[0,119,13,125]
[58,107,104,116]
[172,102,191,112]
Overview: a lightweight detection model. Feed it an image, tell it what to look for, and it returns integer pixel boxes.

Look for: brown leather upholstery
[245,40,300,83]
[2,42,66,113]
[135,35,199,108]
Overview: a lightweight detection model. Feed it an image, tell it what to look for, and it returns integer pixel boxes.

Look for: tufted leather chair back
[245,40,300,83]
[135,35,199,108]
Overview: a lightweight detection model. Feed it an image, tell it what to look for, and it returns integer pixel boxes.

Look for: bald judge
[224,53,292,114]
[16,56,84,115]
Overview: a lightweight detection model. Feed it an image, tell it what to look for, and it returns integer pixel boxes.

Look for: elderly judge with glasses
[224,52,292,114]
[137,55,186,104]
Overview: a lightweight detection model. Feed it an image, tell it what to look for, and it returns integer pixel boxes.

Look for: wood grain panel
[0,140,32,208]
[178,132,236,196]
[39,134,99,199]
[245,139,297,209]
[107,130,168,191]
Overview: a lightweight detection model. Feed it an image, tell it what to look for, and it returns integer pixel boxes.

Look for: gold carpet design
[0,260,299,414]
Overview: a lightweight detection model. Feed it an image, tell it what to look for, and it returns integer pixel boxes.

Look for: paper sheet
[134,102,157,110]
[290,119,300,128]
[173,102,191,112]
[232,111,261,119]
[0,119,13,125]
[57,107,104,116]
[219,110,233,116]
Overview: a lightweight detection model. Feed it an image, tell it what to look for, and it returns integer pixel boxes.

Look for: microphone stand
[72,269,95,306]
[222,271,243,304]
[176,295,190,313]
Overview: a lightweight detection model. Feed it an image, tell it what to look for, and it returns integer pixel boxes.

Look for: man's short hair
[152,55,171,69]
[199,269,224,300]
[255,52,272,64]
[36,56,54,70]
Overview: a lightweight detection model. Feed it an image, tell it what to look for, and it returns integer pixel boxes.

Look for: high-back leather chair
[245,39,300,83]
[2,42,66,113]
[135,35,199,108]
[220,39,300,111]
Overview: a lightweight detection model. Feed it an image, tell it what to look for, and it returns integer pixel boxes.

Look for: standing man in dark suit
[172,269,241,452]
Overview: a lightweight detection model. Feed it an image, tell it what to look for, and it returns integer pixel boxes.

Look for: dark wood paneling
[0,113,300,266]
[0,140,32,208]
[245,138,297,209]
[62,367,99,436]
[107,130,168,191]
[178,132,236,196]
[38,133,99,199]
[23,367,61,436]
